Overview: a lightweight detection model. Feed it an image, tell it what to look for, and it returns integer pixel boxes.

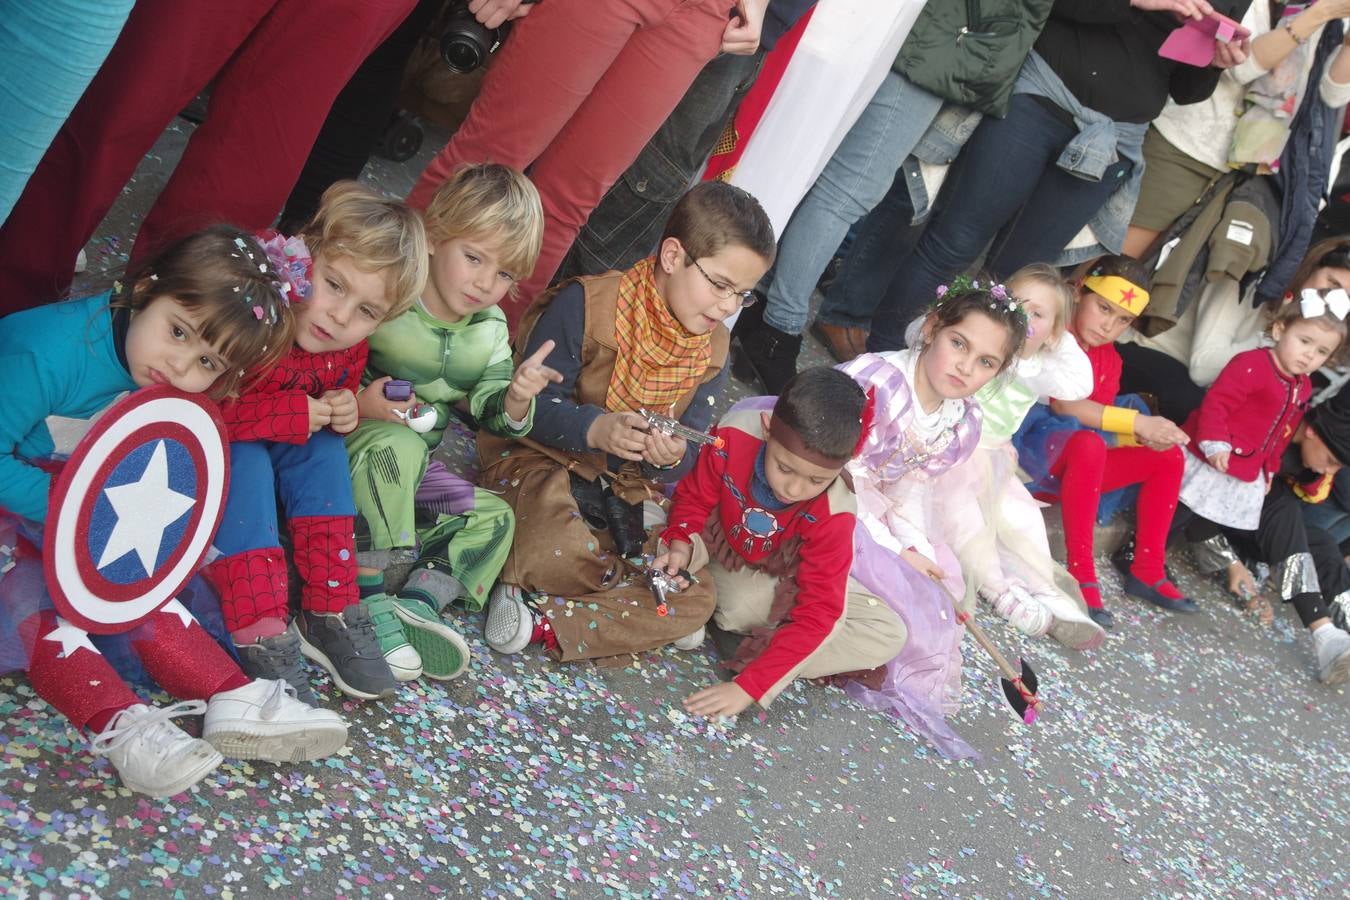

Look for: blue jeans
[761,71,942,335]
[815,167,924,330]
[0,0,133,224]
[867,93,1135,351]
[213,432,356,555]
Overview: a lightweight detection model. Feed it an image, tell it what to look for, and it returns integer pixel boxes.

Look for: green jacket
[896,0,1054,117]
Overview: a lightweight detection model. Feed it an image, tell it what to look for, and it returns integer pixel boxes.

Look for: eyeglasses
[687,255,757,307]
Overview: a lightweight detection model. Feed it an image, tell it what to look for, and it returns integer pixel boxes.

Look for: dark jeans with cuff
[867,93,1135,351]
[555,49,764,280]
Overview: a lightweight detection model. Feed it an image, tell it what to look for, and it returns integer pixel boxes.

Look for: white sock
[1312,622,1335,646]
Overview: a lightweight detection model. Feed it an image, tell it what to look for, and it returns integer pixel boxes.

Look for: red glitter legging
[25,608,250,734]
[1051,432,1185,606]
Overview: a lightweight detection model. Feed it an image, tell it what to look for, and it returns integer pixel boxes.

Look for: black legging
[277,0,441,233]
[1171,480,1350,628]
[1116,342,1207,424]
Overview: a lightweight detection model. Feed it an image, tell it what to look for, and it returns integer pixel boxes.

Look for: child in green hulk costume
[347,164,560,682]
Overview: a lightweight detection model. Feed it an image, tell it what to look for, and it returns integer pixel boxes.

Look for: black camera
[439,0,517,74]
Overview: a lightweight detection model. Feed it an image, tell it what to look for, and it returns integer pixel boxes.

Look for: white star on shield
[95,440,196,577]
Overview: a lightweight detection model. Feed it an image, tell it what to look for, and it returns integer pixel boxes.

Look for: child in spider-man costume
[206,182,428,702]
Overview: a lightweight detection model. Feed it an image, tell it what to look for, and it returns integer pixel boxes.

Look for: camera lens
[440,33,486,74]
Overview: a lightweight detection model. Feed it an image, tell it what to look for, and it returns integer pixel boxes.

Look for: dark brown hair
[660,181,776,265]
[919,275,1028,372]
[113,224,293,398]
[1081,254,1153,293]
[776,367,867,462]
[1287,235,1350,295]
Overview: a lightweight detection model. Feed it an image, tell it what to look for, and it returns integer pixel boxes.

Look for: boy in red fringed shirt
[654,367,905,718]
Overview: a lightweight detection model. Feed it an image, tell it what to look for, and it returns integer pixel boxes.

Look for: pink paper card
[1158,13,1252,67]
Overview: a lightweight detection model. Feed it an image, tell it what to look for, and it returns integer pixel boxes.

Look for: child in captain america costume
[0,225,347,798]
[204,182,429,703]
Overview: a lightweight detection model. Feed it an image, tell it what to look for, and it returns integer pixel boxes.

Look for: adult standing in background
[733,0,1055,393]
[0,0,419,314]
[864,0,1250,353]
[406,0,770,328]
[0,0,133,225]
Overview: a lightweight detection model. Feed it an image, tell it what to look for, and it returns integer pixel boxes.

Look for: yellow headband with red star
[1083,274,1149,316]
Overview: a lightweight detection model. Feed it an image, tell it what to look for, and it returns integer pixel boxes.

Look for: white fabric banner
[723,0,926,236]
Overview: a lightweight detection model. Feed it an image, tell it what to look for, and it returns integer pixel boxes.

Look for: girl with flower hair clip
[837,274,1027,759]
[0,224,348,798]
[919,265,1106,651]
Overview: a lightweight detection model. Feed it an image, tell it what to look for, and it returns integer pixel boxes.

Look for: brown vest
[478,271,730,481]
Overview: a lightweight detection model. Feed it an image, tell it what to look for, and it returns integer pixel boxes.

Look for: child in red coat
[653,367,904,719]
[1172,292,1350,684]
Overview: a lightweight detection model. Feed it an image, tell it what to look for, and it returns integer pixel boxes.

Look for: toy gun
[639,409,724,448]
[647,566,695,617]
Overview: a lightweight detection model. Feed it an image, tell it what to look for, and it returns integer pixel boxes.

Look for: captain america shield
[43,386,229,634]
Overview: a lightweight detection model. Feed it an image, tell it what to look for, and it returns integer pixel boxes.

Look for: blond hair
[1007,263,1074,345]
[422,163,544,288]
[301,181,428,318]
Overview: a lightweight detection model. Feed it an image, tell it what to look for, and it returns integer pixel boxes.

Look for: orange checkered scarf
[605,257,712,414]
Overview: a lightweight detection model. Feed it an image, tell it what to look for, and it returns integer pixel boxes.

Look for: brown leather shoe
[811,664,888,691]
[809,320,868,363]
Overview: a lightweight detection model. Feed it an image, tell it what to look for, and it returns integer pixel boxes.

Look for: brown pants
[488,448,715,663]
[706,556,906,706]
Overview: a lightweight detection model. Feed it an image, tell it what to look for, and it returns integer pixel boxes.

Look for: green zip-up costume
[347,301,532,609]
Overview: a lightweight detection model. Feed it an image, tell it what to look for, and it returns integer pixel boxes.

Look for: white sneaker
[1315,626,1350,685]
[203,679,348,763]
[1031,587,1107,651]
[985,584,1053,637]
[90,701,222,798]
[484,583,537,654]
[673,626,705,651]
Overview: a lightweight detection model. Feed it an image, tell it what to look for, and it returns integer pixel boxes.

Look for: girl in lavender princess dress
[838,277,1027,759]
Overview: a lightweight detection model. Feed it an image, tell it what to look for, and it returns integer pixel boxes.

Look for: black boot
[732,318,802,394]
[730,291,766,340]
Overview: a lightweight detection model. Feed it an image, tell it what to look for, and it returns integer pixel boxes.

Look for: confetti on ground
[24,112,1346,899]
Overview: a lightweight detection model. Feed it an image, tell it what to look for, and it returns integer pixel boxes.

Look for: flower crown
[934,274,1026,319]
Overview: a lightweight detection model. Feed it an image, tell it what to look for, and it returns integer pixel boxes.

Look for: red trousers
[1051,431,1184,593]
[0,0,416,312]
[406,0,730,327]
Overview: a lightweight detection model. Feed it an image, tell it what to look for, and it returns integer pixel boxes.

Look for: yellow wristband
[1100,405,1138,436]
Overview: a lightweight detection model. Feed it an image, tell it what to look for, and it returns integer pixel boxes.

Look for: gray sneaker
[235,620,318,706]
[1316,626,1350,685]
[298,605,397,700]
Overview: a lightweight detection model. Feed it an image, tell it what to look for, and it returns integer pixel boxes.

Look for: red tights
[1051,432,1184,607]
[24,606,250,735]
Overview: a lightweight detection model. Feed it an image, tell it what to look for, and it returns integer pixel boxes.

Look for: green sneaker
[360,594,423,682]
[390,595,470,680]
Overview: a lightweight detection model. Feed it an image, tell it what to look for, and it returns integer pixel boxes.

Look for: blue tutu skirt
[1011,396,1147,525]
[0,511,236,689]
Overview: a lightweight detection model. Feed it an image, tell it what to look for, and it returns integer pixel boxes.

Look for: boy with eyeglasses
[477,181,777,662]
